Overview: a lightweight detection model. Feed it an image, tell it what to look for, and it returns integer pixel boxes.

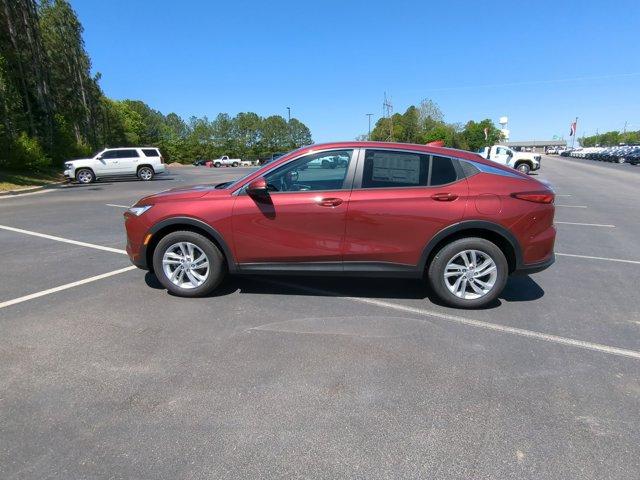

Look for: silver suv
[64,147,166,184]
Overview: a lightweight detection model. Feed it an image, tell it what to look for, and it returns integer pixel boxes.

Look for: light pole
[286,107,291,122]
[366,113,373,140]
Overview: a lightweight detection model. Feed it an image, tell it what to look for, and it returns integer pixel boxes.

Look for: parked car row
[561,145,640,164]
[193,156,258,167]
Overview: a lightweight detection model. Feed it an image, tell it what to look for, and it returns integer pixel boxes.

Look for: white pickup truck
[211,155,242,167]
[476,145,541,174]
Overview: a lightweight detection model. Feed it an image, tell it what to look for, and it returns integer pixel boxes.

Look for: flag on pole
[569,121,577,136]
[483,127,489,140]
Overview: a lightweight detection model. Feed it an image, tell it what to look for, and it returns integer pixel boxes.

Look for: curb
[0,181,66,197]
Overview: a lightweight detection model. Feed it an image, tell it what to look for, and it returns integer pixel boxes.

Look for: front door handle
[431,192,458,202]
[317,197,343,207]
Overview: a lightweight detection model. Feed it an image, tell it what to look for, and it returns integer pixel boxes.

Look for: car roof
[297,141,487,163]
[104,146,159,150]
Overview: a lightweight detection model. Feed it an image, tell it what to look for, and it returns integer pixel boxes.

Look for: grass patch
[0,168,63,192]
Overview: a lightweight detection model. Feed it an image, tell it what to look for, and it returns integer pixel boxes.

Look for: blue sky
[71,0,639,142]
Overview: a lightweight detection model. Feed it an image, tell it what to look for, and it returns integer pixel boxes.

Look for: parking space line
[0,224,127,255]
[555,204,587,208]
[106,204,130,208]
[0,266,136,310]
[555,222,615,228]
[263,279,640,360]
[556,252,640,265]
[555,194,572,197]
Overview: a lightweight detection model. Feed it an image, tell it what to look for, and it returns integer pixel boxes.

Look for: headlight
[64,162,72,169]
[127,205,153,216]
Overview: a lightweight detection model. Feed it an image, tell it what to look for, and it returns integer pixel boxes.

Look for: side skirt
[236,261,423,278]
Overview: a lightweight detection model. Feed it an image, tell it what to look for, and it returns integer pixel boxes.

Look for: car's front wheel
[76,168,95,184]
[428,237,508,308]
[516,162,531,174]
[152,231,226,297]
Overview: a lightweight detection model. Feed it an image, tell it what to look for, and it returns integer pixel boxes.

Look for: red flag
[569,121,577,136]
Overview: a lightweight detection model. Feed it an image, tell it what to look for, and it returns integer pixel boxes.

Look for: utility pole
[623,120,628,144]
[286,107,291,122]
[383,92,393,141]
[366,113,373,140]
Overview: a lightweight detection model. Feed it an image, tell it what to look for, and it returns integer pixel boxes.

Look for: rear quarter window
[142,148,159,157]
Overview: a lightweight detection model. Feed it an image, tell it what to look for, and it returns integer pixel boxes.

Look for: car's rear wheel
[428,237,508,308]
[152,231,226,297]
[232,162,239,167]
[516,162,531,174]
[137,166,154,181]
[76,168,95,184]
[214,162,221,168]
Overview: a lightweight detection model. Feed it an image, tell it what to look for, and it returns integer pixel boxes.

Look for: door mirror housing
[246,177,268,197]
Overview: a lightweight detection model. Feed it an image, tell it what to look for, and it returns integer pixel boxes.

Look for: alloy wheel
[444,249,498,300]
[77,170,93,184]
[162,242,210,289]
[139,167,153,180]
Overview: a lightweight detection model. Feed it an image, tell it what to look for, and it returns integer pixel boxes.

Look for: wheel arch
[137,164,154,173]
[419,221,522,274]
[144,217,237,273]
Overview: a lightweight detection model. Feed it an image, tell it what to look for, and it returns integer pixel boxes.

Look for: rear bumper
[514,253,555,275]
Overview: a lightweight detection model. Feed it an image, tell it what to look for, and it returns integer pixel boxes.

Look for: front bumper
[64,169,74,179]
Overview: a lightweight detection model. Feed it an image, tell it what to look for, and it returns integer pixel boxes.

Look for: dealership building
[505,140,567,153]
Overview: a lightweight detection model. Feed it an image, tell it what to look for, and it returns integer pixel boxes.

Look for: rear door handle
[431,192,458,202]
[317,197,343,207]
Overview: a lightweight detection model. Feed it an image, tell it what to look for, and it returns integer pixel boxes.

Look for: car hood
[138,184,229,204]
[66,158,92,164]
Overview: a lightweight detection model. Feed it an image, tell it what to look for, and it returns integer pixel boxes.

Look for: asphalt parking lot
[1,158,639,479]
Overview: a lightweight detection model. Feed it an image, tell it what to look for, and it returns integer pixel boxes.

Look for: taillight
[160,156,165,164]
[511,191,555,204]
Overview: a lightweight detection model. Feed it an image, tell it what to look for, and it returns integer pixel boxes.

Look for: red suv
[124,142,555,308]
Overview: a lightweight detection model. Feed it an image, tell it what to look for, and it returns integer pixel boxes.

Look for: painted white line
[555,204,587,208]
[106,203,130,208]
[555,222,615,228]
[0,224,126,255]
[0,266,136,310]
[556,252,640,265]
[262,280,640,360]
[555,194,572,197]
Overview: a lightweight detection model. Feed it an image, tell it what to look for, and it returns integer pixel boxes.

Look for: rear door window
[117,149,139,158]
[429,155,458,185]
[362,150,429,188]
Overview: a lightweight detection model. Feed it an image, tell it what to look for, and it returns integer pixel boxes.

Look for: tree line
[0,0,312,171]
[367,99,504,152]
[580,129,640,147]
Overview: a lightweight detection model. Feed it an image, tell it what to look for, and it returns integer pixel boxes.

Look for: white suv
[64,147,166,184]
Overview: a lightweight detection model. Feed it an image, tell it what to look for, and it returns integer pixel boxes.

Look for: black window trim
[353,147,467,190]
[235,147,362,196]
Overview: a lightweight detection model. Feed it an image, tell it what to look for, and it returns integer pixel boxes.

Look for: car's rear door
[231,149,358,267]
[343,148,468,268]
[116,148,141,174]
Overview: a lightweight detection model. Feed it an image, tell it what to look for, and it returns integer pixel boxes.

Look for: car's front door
[492,147,511,165]
[231,149,357,267]
[96,150,120,174]
[343,149,468,268]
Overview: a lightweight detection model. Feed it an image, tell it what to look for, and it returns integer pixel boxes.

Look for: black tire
[516,162,531,174]
[75,168,95,184]
[137,166,154,181]
[427,237,508,309]
[214,162,221,168]
[152,230,226,297]
[232,162,239,167]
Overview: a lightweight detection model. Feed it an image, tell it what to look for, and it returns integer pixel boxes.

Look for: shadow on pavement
[144,271,544,308]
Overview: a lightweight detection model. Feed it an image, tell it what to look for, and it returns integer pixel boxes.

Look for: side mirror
[246,177,268,197]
